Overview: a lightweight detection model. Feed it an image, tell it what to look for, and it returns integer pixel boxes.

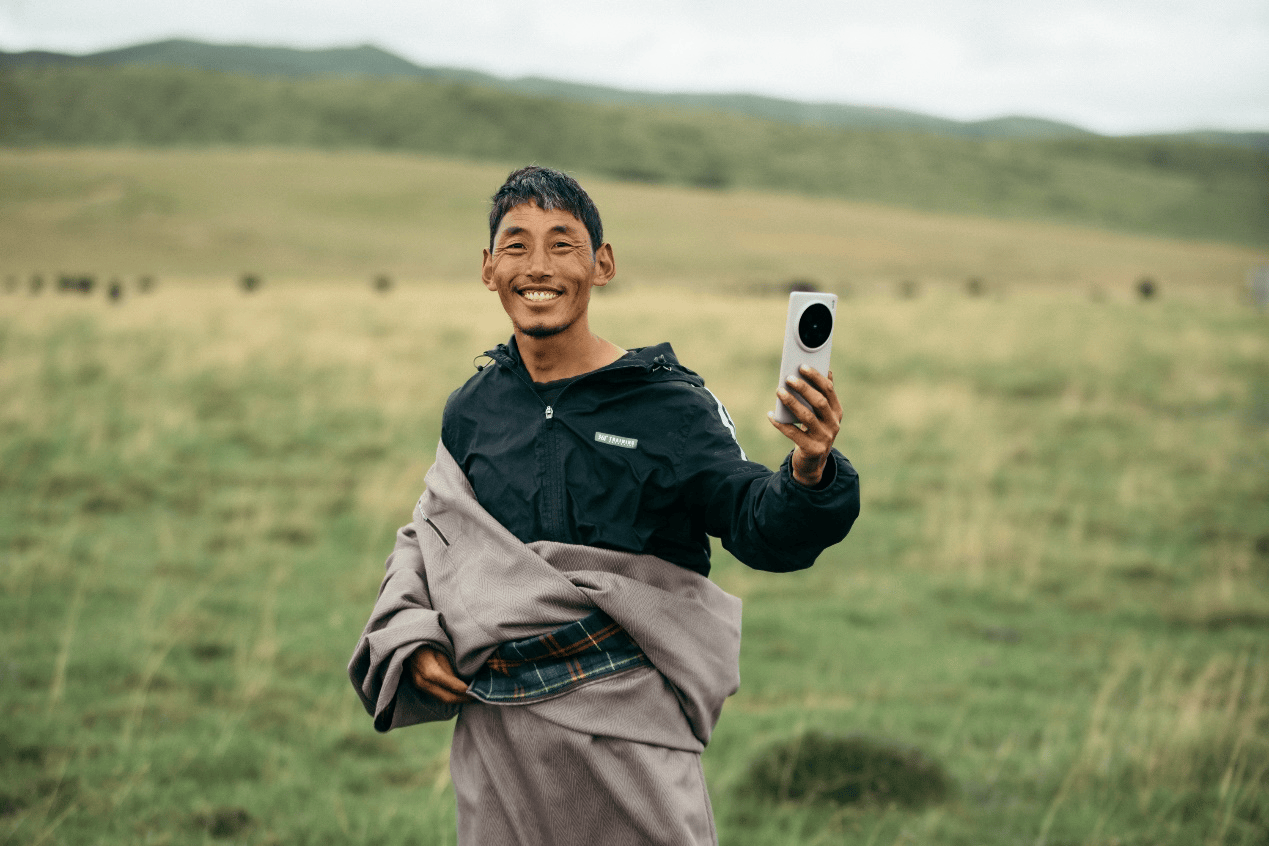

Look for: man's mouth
[519,290,560,302]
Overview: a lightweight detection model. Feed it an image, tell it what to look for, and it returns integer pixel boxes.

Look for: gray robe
[348,444,743,845]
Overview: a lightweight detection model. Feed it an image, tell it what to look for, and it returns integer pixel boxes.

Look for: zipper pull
[545,405,554,420]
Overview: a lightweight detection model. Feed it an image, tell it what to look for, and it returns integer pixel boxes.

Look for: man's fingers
[420,653,470,695]
[416,679,470,705]
[411,674,462,703]
[814,367,844,421]
[826,370,843,415]
[413,670,470,703]
[796,366,842,423]
[772,365,843,487]
[778,379,832,436]
[768,411,813,450]
[797,364,833,395]
[408,647,471,702]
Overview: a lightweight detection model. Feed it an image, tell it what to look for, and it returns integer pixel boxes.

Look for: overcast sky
[2,0,1266,135]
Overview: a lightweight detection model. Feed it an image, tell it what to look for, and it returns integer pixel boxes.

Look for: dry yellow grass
[2,148,1264,294]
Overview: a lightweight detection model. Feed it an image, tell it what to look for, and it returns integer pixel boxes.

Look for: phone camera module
[797,303,833,350]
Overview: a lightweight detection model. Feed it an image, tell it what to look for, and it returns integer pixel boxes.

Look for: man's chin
[520,322,568,339]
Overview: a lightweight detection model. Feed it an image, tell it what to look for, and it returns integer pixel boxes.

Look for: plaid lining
[468,609,650,703]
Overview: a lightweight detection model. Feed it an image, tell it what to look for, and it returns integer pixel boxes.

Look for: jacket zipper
[421,515,450,546]
[542,405,564,539]
[494,353,647,542]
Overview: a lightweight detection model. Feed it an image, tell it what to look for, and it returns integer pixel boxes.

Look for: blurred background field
[3,33,1269,837]
[2,145,1267,845]
[1,148,1263,291]
[3,40,1268,250]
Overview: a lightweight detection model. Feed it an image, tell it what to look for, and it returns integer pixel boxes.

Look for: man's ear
[591,243,617,288]
[481,248,497,291]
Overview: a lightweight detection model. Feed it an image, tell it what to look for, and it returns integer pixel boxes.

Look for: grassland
[4,65,1267,247]
[1,148,1263,293]
[2,149,1268,845]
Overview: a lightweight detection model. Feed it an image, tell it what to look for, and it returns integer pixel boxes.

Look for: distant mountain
[1,39,1263,151]
[1164,129,1269,153]
[2,39,430,78]
[491,80,1097,140]
[0,39,510,90]
[4,50,1265,246]
[0,40,1095,140]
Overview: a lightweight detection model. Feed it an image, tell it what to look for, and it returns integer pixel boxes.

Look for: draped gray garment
[348,443,743,845]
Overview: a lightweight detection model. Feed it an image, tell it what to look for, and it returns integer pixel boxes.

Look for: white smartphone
[772,292,837,424]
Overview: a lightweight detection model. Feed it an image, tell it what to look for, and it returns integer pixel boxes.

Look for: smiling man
[480,198,623,379]
[350,166,860,846]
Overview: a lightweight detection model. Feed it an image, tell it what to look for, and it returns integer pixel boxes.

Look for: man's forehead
[495,203,587,236]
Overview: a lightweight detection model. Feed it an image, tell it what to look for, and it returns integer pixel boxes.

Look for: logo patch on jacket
[594,431,638,450]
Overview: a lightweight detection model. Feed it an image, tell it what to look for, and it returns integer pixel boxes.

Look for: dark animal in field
[373,273,393,293]
[965,277,985,297]
[1137,276,1158,300]
[58,274,95,294]
[240,273,262,293]
[785,278,820,294]
[108,279,123,302]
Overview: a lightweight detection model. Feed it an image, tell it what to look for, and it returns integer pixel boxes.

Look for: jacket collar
[483,337,704,386]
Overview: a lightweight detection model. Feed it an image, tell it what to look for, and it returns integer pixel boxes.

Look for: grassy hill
[1,148,1262,293]
[0,39,1095,141]
[5,38,1268,152]
[0,39,510,89]
[2,64,1266,247]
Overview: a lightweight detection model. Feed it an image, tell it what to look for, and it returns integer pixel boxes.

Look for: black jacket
[441,339,859,576]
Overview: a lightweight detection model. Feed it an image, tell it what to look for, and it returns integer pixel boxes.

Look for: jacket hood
[482,337,706,388]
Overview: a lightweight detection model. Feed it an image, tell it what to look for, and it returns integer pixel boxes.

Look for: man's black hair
[488,166,603,255]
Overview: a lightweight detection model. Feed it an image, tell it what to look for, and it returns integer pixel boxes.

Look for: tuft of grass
[192,806,252,838]
[737,731,953,809]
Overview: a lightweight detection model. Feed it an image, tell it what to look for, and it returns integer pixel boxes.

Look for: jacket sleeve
[347,522,461,731]
[680,390,860,572]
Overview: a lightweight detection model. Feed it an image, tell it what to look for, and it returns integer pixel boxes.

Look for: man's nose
[526,246,552,279]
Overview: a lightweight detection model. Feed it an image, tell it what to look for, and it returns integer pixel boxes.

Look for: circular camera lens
[797,302,833,350]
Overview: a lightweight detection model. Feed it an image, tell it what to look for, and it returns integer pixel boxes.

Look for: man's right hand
[407,646,472,704]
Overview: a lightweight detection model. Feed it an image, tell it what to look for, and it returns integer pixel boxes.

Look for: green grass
[2,273,1267,844]
[3,65,1267,247]
[1,148,1264,295]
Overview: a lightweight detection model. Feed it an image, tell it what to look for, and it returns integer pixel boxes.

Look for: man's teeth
[522,291,559,301]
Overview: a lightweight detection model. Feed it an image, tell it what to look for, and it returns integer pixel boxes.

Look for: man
[350,166,859,845]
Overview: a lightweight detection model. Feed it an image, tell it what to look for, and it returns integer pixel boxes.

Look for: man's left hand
[769,365,843,487]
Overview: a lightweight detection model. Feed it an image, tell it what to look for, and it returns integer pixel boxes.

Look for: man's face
[482,203,615,341]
